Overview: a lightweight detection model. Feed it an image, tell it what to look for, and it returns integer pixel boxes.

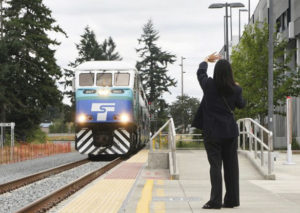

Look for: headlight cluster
[77,114,87,123]
[77,114,92,123]
[119,113,130,123]
[98,89,110,96]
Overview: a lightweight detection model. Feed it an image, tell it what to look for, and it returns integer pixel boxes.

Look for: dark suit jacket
[192,61,246,138]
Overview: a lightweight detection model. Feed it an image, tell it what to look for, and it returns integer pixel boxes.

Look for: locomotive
[74,61,150,157]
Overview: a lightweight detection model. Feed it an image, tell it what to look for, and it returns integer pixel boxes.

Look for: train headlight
[98,89,110,96]
[120,113,130,123]
[77,114,87,123]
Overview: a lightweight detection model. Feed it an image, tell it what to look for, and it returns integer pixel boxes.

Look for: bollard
[284,97,296,165]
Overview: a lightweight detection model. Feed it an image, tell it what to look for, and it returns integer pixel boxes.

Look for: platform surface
[58,149,300,213]
[124,150,300,213]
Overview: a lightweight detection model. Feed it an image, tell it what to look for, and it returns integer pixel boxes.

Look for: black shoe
[202,202,221,209]
[222,203,239,208]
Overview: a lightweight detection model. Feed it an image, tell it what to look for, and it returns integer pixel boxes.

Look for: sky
[44,0,259,105]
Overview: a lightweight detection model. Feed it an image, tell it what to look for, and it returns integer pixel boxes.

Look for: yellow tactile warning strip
[136,179,154,213]
[126,149,148,163]
[59,179,134,213]
[59,150,149,213]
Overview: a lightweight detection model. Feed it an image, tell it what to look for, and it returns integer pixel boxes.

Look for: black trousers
[204,136,240,207]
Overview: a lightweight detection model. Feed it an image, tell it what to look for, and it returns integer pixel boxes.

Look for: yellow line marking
[156,188,165,197]
[156,180,164,185]
[154,201,166,213]
[136,179,154,213]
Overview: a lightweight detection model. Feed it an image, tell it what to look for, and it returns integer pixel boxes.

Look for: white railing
[237,118,274,177]
[150,118,177,174]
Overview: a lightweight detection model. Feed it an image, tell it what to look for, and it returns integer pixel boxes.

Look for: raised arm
[197,62,209,90]
[197,52,221,91]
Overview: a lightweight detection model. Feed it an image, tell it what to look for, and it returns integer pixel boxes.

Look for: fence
[0,142,71,164]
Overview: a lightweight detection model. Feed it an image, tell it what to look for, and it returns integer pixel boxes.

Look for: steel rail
[15,157,122,213]
[0,158,90,194]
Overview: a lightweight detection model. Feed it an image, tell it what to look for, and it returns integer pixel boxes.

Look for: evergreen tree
[73,26,122,66]
[136,20,177,105]
[74,26,103,65]
[101,37,122,60]
[0,0,66,139]
[136,20,177,131]
[231,21,300,124]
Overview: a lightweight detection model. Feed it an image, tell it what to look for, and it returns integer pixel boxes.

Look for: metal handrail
[150,118,177,174]
[237,118,274,176]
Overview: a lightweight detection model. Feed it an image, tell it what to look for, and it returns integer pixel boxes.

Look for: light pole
[209,2,245,61]
[0,0,3,39]
[230,7,232,41]
[239,9,248,40]
[179,57,186,133]
[248,0,251,23]
[268,0,274,134]
[180,56,186,100]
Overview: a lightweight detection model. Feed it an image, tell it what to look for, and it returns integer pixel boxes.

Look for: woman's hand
[205,52,222,63]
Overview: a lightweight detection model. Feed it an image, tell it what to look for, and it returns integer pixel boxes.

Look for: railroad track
[0,158,90,195]
[15,157,123,213]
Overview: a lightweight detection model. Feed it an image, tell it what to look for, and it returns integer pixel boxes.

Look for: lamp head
[229,3,245,8]
[208,3,225,9]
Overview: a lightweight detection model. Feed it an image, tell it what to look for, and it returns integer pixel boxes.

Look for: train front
[74,61,136,156]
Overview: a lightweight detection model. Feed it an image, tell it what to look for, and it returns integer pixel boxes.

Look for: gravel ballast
[0,161,109,213]
[0,152,86,184]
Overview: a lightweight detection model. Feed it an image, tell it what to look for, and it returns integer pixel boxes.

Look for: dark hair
[213,59,236,97]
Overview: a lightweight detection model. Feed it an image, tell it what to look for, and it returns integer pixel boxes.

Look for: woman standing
[193,53,246,209]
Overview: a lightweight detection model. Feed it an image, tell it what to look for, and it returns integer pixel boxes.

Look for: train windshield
[79,73,94,86]
[96,73,112,86]
[115,73,130,86]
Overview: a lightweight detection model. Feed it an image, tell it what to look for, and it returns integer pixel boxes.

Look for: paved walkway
[124,150,300,213]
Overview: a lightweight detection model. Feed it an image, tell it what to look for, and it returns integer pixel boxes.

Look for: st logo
[91,103,115,121]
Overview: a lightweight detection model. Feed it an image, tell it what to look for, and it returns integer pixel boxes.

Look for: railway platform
[57,149,300,213]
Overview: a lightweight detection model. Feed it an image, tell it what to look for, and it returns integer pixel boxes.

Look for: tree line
[1,0,297,141]
[0,0,197,140]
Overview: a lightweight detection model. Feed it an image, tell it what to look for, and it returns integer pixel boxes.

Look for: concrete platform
[57,149,300,213]
[123,150,300,213]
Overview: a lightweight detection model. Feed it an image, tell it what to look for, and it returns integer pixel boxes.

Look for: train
[73,61,150,158]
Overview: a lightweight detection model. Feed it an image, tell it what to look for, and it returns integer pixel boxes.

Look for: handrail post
[260,128,264,167]
[249,122,253,152]
[243,120,246,150]
[268,134,273,175]
[238,121,241,150]
[254,123,257,159]
[168,122,172,150]
[169,118,177,174]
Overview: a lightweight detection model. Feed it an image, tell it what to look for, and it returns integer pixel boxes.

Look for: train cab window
[115,73,130,86]
[96,73,112,87]
[79,73,94,86]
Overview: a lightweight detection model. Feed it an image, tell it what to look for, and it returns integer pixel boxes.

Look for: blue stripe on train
[76,99,133,123]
